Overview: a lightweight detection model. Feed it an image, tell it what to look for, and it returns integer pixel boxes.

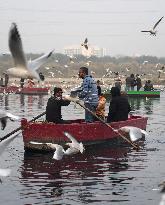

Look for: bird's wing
[8,23,27,68]
[141,30,150,32]
[64,147,79,155]
[6,112,20,120]
[0,168,11,177]
[53,145,64,160]
[0,131,21,156]
[129,127,142,142]
[84,45,88,50]
[63,131,78,144]
[29,141,44,145]
[153,16,164,30]
[27,50,54,81]
[140,129,148,136]
[84,38,88,44]
[28,50,54,71]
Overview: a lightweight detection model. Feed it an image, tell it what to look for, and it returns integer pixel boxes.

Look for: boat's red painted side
[0,86,19,93]
[21,115,148,150]
[0,86,50,94]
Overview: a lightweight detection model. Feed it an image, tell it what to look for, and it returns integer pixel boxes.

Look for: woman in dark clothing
[107,87,131,123]
[46,87,70,123]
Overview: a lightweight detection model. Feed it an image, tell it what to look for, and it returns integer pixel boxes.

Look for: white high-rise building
[64,45,106,57]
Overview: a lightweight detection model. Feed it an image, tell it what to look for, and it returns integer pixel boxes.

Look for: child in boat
[107,87,131,123]
[96,80,106,120]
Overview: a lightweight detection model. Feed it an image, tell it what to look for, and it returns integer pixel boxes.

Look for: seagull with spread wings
[29,131,84,160]
[141,16,164,36]
[81,38,88,50]
[6,23,54,80]
[0,109,20,130]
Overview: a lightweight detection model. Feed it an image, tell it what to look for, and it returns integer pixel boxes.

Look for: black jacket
[107,96,131,122]
[46,97,70,123]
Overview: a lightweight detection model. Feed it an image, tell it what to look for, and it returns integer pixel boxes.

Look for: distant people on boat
[135,74,142,91]
[3,73,9,87]
[144,80,154,91]
[46,87,70,123]
[125,74,136,91]
[96,85,106,120]
[20,78,25,88]
[0,77,4,87]
[77,67,98,122]
[27,79,35,88]
[114,77,122,91]
[107,87,131,123]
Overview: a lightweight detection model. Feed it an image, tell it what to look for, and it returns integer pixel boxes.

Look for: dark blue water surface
[0,93,165,205]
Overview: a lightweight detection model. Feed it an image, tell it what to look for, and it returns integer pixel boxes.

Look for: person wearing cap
[107,87,131,123]
[46,87,70,123]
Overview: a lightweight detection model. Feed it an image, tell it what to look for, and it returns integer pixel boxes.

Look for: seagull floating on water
[0,109,20,130]
[119,126,148,142]
[141,16,164,36]
[6,22,54,80]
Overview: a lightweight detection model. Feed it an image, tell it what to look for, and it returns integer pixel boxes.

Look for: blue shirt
[78,75,98,105]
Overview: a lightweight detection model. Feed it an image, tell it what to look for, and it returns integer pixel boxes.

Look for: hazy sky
[0,0,164,56]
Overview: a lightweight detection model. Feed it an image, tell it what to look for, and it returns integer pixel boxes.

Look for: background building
[64,45,106,57]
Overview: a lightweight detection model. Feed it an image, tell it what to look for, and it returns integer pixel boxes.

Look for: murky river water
[0,93,165,205]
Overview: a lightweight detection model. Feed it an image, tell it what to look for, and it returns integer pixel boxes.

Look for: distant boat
[0,86,50,95]
[103,90,160,98]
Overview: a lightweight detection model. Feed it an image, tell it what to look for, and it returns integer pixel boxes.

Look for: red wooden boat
[0,86,50,95]
[21,115,148,152]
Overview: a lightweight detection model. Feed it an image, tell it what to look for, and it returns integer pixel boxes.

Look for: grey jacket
[78,75,98,105]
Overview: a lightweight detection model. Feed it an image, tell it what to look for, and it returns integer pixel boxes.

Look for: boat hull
[21,116,148,152]
[0,86,50,95]
[103,90,160,98]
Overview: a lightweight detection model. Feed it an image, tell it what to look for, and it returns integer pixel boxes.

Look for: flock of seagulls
[0,18,160,180]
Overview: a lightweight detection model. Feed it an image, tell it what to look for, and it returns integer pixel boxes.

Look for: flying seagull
[0,109,20,130]
[119,126,148,142]
[141,16,164,36]
[81,38,88,50]
[64,131,85,153]
[6,22,54,80]
[29,134,84,160]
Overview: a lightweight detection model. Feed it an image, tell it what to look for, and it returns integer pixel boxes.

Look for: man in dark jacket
[107,87,131,123]
[46,87,70,123]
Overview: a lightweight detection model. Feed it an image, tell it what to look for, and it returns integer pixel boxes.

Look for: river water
[0,93,165,205]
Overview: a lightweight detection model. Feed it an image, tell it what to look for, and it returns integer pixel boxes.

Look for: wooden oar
[67,96,140,150]
[0,111,46,142]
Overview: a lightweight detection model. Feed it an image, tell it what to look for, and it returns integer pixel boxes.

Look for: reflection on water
[19,146,137,204]
[128,97,160,114]
[0,93,165,205]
